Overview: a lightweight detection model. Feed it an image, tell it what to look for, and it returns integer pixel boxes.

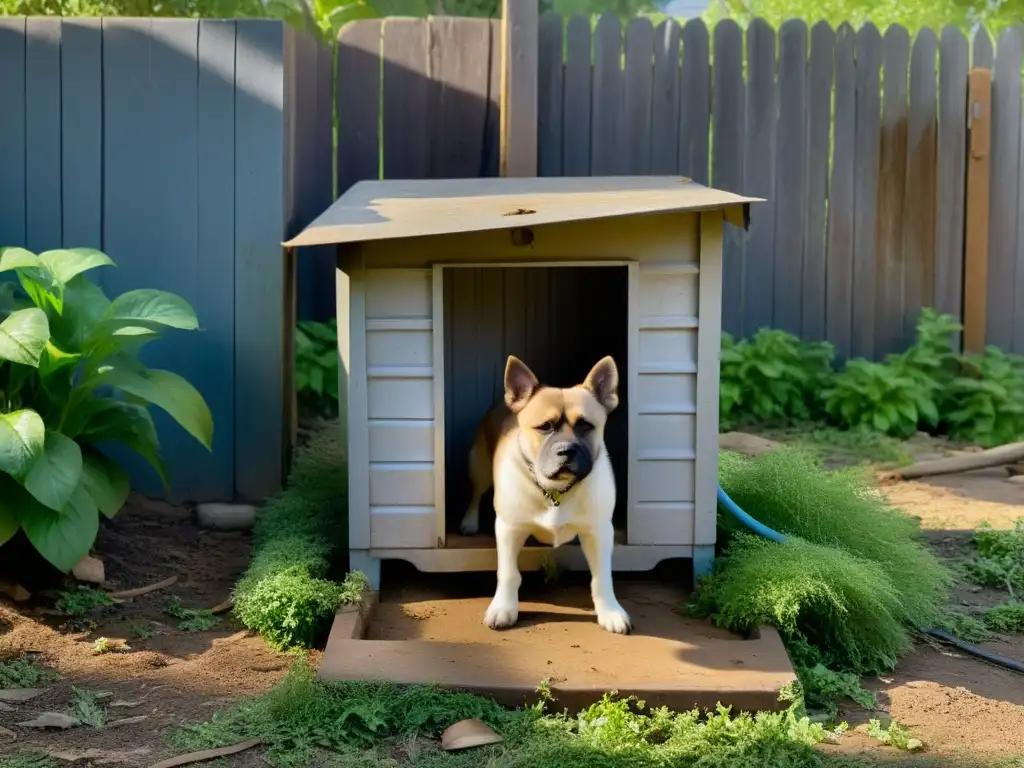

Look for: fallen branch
[210,598,234,615]
[148,738,262,768]
[109,576,178,600]
[880,441,1024,482]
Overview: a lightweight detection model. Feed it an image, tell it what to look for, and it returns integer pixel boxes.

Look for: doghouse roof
[283,176,761,248]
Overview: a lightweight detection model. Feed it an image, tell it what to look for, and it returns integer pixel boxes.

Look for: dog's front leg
[579,520,632,634]
[484,518,530,630]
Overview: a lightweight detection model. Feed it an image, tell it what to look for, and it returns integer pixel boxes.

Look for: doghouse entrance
[441,265,629,538]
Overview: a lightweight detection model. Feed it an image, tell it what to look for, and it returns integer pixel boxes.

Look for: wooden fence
[0,18,333,502]
[332,15,1024,360]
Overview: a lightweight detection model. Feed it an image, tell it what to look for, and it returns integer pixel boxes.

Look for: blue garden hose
[715,484,1024,675]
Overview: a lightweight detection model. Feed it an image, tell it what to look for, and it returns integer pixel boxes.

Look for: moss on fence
[233,420,366,651]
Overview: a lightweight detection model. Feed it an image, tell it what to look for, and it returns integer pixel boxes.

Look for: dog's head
[503,355,619,493]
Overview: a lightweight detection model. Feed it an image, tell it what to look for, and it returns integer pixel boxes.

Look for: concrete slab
[318,575,795,713]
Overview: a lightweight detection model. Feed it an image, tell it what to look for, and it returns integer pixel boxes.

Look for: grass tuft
[233,420,365,650]
[171,660,839,768]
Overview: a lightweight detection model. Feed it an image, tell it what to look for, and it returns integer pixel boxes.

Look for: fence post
[963,67,992,354]
[500,0,538,177]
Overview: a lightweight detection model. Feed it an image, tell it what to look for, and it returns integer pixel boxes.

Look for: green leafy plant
[946,348,1024,447]
[964,520,1024,598]
[790,663,875,717]
[164,597,220,632]
[294,319,339,417]
[824,360,933,438]
[0,247,213,573]
[719,329,834,428]
[939,612,991,643]
[983,602,1024,634]
[69,687,109,728]
[54,586,114,617]
[129,622,154,639]
[0,656,59,688]
[867,718,923,751]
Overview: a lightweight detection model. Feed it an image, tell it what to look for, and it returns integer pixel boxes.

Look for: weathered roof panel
[283,176,763,248]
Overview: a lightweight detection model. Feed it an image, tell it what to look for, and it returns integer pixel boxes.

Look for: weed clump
[0,656,58,688]
[233,421,365,650]
[964,519,1024,596]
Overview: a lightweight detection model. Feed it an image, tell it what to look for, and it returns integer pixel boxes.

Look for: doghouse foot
[350,550,381,590]
[692,545,714,584]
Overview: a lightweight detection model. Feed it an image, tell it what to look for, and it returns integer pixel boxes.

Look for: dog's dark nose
[556,442,578,459]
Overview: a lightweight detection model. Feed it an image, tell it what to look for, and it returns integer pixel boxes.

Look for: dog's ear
[504,356,540,413]
[582,356,619,412]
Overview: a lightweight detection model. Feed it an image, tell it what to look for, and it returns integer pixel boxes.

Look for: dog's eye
[575,419,593,434]
[536,421,555,433]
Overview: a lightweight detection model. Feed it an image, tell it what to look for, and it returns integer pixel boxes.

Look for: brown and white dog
[459,355,632,635]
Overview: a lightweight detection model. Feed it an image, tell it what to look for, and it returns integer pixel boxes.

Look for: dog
[459,355,632,635]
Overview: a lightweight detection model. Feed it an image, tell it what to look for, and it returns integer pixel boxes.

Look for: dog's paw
[484,598,519,630]
[596,605,632,635]
[459,518,480,536]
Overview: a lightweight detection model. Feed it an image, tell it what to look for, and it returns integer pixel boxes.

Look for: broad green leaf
[0,496,17,547]
[98,367,213,451]
[0,247,41,272]
[0,409,45,479]
[97,289,199,333]
[75,400,169,488]
[47,275,111,353]
[80,449,130,519]
[0,307,49,366]
[17,479,99,573]
[23,430,84,512]
[18,267,63,315]
[40,248,115,285]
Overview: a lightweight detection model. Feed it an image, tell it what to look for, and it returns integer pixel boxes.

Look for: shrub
[719,329,834,429]
[233,420,365,650]
[824,359,934,438]
[946,348,1024,447]
[717,448,951,629]
[294,319,339,418]
[983,602,1024,634]
[964,519,1024,596]
[0,247,212,573]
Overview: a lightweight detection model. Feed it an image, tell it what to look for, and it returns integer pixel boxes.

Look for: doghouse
[285,176,759,590]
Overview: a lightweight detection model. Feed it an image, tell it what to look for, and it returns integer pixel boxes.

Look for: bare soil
[0,433,1023,766]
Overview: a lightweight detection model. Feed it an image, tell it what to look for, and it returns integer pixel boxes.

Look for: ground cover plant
[0,655,58,688]
[232,419,367,650]
[0,246,212,574]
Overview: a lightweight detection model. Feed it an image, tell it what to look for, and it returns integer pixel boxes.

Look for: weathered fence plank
[624,17,654,174]
[382,19,429,178]
[563,16,592,175]
[974,27,994,68]
[802,21,835,342]
[773,19,809,337]
[987,27,1022,350]
[826,23,857,361]
[963,68,992,354]
[337,20,381,194]
[712,19,744,336]
[651,19,681,174]
[0,18,26,246]
[592,14,624,175]
[1017,31,1024,353]
[679,18,710,184]
[429,17,494,178]
[851,23,883,360]
[537,11,563,176]
[742,17,776,337]
[903,28,938,344]
[875,24,910,358]
[25,17,62,254]
[61,19,103,251]
[935,25,968,337]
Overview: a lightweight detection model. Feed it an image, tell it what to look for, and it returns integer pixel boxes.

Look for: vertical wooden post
[963,67,992,354]
[500,0,538,177]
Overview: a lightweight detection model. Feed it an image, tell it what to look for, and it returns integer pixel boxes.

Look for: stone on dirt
[195,503,257,531]
[718,432,781,458]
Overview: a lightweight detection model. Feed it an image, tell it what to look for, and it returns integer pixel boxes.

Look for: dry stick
[882,441,1024,481]
[210,598,234,615]
[109,576,179,600]
[148,738,263,768]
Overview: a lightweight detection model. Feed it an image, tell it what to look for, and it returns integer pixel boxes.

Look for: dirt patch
[0,494,298,767]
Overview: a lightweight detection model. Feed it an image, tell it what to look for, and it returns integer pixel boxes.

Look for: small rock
[0,579,31,602]
[0,689,43,703]
[0,701,13,711]
[17,712,80,729]
[906,738,925,751]
[110,699,143,708]
[196,502,257,531]
[0,726,15,743]
[718,432,781,458]
[1006,475,1024,486]
[440,719,503,751]
[822,732,843,745]
[108,715,148,728]
[72,555,106,584]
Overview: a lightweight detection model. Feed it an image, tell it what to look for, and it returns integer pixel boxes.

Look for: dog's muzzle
[538,439,593,487]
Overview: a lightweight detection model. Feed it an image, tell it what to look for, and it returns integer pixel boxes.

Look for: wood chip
[72,555,106,584]
[0,726,15,743]
[147,738,262,768]
[210,598,234,615]
[440,719,503,751]
[109,575,179,600]
[0,689,44,703]
[108,715,149,728]
[17,712,80,729]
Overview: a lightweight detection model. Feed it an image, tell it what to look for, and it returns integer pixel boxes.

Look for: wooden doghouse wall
[442,266,629,532]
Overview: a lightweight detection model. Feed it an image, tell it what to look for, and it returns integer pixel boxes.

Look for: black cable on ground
[919,628,1024,675]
